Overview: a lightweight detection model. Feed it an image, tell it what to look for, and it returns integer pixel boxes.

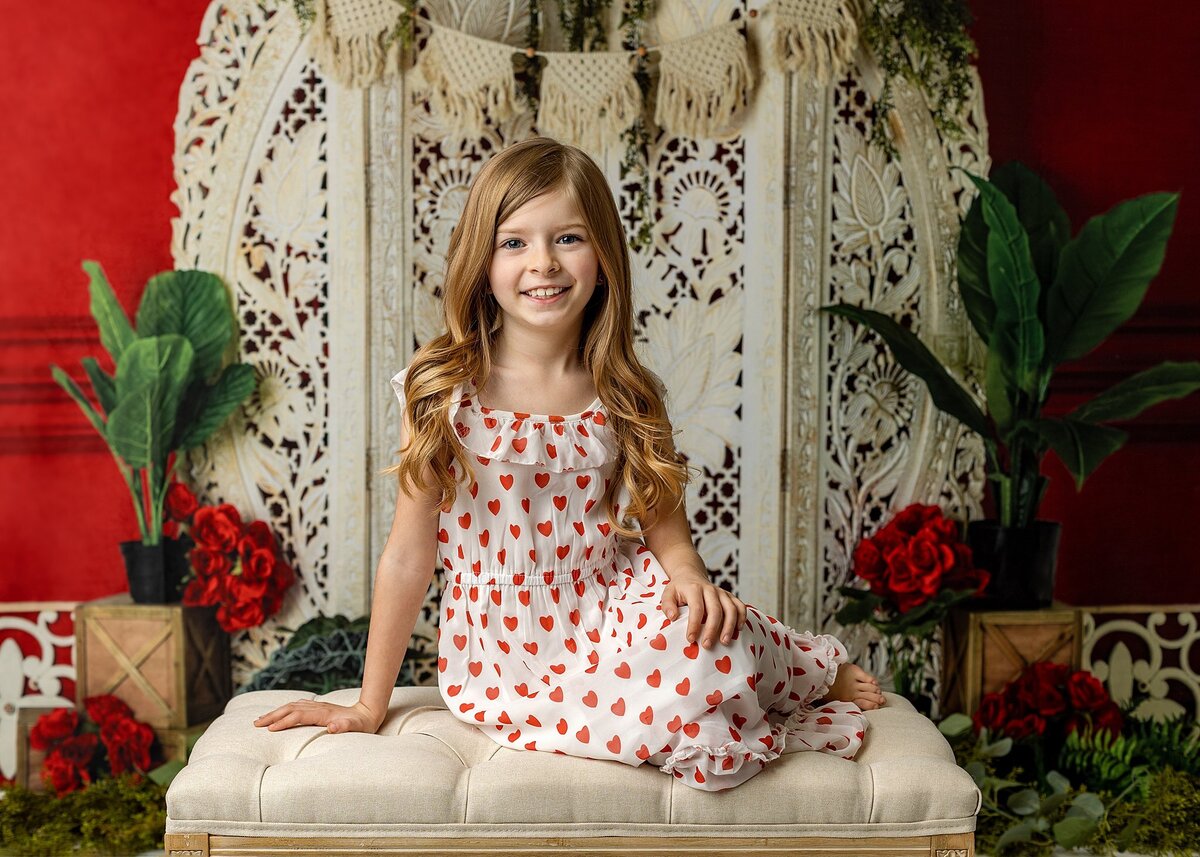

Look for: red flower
[192,504,243,553]
[226,564,271,601]
[183,570,226,607]
[41,751,87,797]
[165,481,199,522]
[30,707,78,751]
[1066,671,1109,712]
[851,539,888,592]
[1006,713,1047,740]
[55,733,98,770]
[973,691,1008,733]
[888,503,942,536]
[100,717,155,775]
[217,599,266,633]
[84,695,133,728]
[163,519,180,539]
[1093,701,1124,738]
[190,546,232,578]
[240,520,278,556]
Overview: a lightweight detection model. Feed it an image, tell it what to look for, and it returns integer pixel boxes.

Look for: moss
[1102,768,1200,857]
[0,774,166,856]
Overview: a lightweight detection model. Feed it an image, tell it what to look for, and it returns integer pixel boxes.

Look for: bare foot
[823,663,886,710]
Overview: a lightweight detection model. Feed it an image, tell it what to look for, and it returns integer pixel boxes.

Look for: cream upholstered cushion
[166,687,979,839]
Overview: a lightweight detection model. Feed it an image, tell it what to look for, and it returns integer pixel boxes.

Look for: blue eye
[501,238,523,250]
[559,234,581,245]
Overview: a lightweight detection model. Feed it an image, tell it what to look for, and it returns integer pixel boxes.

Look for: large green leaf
[1045,192,1179,364]
[956,195,995,342]
[966,175,1045,395]
[50,365,108,438]
[1071,361,1200,424]
[822,304,990,437]
[988,161,1072,298]
[984,342,1013,432]
[136,269,236,383]
[1023,416,1128,491]
[83,260,136,364]
[108,336,194,470]
[80,357,116,415]
[175,363,258,450]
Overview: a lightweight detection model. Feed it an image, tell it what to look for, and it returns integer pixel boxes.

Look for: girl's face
[488,187,599,335]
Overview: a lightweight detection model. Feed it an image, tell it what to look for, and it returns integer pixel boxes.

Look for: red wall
[2,2,1196,605]
[1,0,213,602]
[971,2,1200,605]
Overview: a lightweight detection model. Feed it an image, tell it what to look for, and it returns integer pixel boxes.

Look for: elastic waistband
[448,557,617,587]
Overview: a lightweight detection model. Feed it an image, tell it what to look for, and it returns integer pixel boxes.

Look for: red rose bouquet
[836,503,990,704]
[29,695,158,797]
[163,478,296,633]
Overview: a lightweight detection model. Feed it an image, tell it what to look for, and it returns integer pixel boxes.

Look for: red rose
[183,568,227,607]
[163,519,180,539]
[852,540,888,591]
[907,531,953,595]
[217,598,266,633]
[270,558,295,595]
[1066,671,1109,712]
[973,691,1008,733]
[41,751,87,796]
[1006,713,1047,740]
[101,717,155,775]
[243,548,276,585]
[55,733,98,770]
[30,707,78,751]
[84,694,133,728]
[1092,701,1124,738]
[192,504,243,553]
[165,481,199,522]
[190,546,232,578]
[240,520,278,555]
[918,515,960,545]
[226,565,270,601]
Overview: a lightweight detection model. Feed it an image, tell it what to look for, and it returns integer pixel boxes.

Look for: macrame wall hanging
[302,0,861,149]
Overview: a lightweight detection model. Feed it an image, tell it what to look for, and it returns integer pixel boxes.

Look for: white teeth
[525,287,566,298]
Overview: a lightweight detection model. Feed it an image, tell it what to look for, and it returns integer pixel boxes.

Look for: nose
[529,241,559,275]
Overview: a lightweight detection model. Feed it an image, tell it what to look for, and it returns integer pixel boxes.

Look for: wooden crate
[75,593,231,730]
[14,705,68,791]
[941,606,1081,717]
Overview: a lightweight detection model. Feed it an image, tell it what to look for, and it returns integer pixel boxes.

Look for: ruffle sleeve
[448,384,613,472]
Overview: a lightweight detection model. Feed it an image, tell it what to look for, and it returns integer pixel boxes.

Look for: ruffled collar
[448,379,613,471]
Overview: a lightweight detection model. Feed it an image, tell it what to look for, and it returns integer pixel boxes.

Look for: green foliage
[1059,715,1200,800]
[1103,768,1200,856]
[240,614,437,694]
[0,775,166,856]
[822,163,1200,529]
[858,0,977,158]
[49,262,256,545]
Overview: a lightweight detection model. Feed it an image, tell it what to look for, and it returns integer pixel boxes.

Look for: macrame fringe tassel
[538,54,642,151]
[308,0,405,89]
[769,0,859,84]
[655,23,753,139]
[411,23,523,139]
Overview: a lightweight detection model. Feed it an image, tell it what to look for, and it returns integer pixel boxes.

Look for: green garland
[858,0,976,158]
[619,0,655,252]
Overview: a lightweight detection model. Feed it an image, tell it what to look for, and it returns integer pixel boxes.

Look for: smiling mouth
[522,286,571,298]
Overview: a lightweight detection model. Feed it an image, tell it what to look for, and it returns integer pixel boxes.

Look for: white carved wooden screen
[172,0,989,694]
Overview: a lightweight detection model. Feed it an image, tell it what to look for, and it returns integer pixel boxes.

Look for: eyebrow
[495,223,588,236]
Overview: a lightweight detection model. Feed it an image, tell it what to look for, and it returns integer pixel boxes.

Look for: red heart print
[582,690,598,707]
[468,661,482,677]
[459,703,474,712]
[484,417,498,429]
[549,663,566,675]
[515,682,529,696]
[509,524,521,539]
[469,482,479,499]
[497,548,507,565]
[518,589,531,606]
[647,669,661,688]
[649,634,667,650]
[453,634,467,651]
[438,529,449,543]
[555,544,570,560]
[549,686,564,702]
[569,608,580,625]
[437,657,447,672]
[607,735,621,754]
[635,744,650,761]
[667,715,683,733]
[578,424,590,438]
[594,412,606,425]
[556,719,568,735]
[523,642,538,655]
[512,437,528,453]
[504,616,518,631]
[535,473,550,488]
[596,523,611,536]
[456,422,470,438]
[490,590,502,606]
[576,475,591,489]
[479,530,490,547]
[486,686,499,700]
[683,641,700,659]
[706,689,723,706]
[746,674,758,690]
[553,495,567,511]
[732,713,748,729]
[499,474,514,490]
[507,730,521,743]
[488,499,500,516]
[526,714,541,727]
[817,716,833,725]
[540,615,555,632]
[675,677,691,696]
[573,521,585,535]
[576,725,590,743]
[546,444,558,459]
[497,641,511,654]
[458,512,471,528]
[715,656,732,674]
[522,498,531,513]
[682,722,700,738]
[610,697,625,716]
[614,662,631,679]
[447,684,462,697]
[537,521,553,537]
[584,499,596,513]
[639,705,654,725]
[574,444,587,457]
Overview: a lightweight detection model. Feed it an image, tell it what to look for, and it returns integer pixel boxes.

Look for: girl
[254,136,884,791]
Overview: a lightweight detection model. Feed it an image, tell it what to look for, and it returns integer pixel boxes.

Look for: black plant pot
[966,520,1062,609]
[119,535,193,604]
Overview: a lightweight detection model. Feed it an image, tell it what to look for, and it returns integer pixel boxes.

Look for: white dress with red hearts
[391,368,867,791]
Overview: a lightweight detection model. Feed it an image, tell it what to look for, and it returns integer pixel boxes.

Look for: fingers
[253,701,326,731]
[699,588,723,648]
[660,586,678,621]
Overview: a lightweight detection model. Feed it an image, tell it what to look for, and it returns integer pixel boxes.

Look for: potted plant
[50,261,257,603]
[822,162,1200,608]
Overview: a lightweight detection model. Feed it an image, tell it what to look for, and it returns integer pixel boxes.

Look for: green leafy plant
[0,774,167,856]
[1059,714,1200,800]
[822,162,1200,528]
[50,262,257,545]
[858,0,976,158]
[240,614,436,694]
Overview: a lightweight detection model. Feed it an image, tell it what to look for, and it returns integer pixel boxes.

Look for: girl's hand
[660,571,747,649]
[253,699,385,735]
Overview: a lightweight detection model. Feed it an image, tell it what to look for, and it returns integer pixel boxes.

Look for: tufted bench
[164,686,980,856]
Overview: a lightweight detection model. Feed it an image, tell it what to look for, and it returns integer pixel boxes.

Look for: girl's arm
[642,495,708,582]
[357,413,443,725]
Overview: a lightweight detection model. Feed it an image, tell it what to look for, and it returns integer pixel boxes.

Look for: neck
[492,323,584,378]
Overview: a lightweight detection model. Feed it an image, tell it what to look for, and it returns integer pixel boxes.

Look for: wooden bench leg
[164,832,209,857]
[931,832,974,857]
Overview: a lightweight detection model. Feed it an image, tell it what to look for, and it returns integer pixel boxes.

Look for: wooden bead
[748,7,758,17]
[636,45,647,57]
[525,46,536,58]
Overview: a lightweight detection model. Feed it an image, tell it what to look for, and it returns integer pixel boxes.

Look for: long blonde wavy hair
[380,136,691,538]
